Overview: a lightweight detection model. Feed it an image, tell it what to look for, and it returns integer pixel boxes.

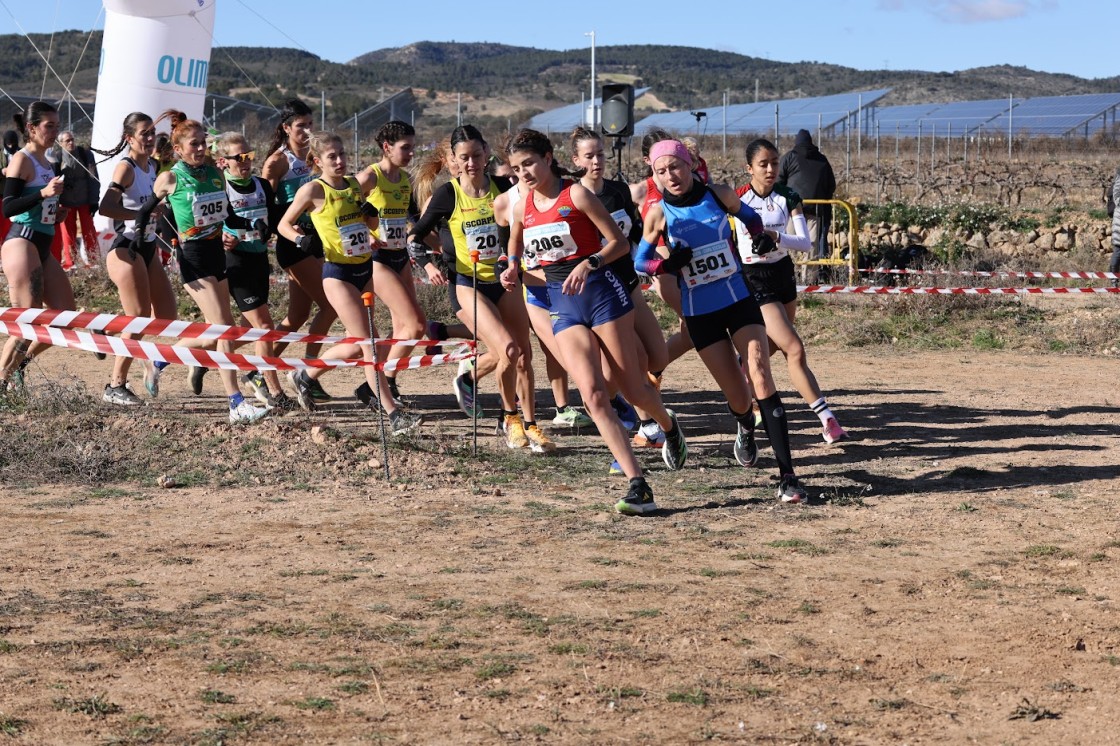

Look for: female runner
[734,139,847,444]
[636,140,807,504]
[95,111,178,404]
[492,176,592,431]
[502,129,686,515]
[0,101,74,387]
[134,110,270,425]
[260,99,335,403]
[572,126,669,450]
[359,120,445,407]
[278,131,423,435]
[215,132,298,411]
[408,125,550,452]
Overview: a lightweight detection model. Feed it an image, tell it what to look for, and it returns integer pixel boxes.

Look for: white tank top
[117,157,158,242]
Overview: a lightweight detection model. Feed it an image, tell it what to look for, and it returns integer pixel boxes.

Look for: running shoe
[632,422,666,449]
[552,406,593,429]
[242,371,267,404]
[143,361,163,398]
[608,460,624,476]
[286,370,317,412]
[427,320,449,341]
[306,376,333,403]
[188,366,208,395]
[264,391,299,413]
[778,474,807,504]
[610,394,638,431]
[661,410,687,471]
[103,383,143,407]
[386,377,405,408]
[525,424,556,454]
[494,414,505,436]
[615,478,658,516]
[229,399,270,425]
[453,372,483,419]
[11,356,30,389]
[354,381,374,408]
[734,421,758,468]
[822,417,849,444]
[504,414,529,450]
[389,408,424,437]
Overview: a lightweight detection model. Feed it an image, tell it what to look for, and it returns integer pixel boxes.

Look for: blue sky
[5,0,1115,80]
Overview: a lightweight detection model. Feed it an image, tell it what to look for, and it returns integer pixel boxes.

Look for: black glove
[751,232,778,256]
[252,218,271,242]
[659,244,693,276]
[295,233,322,254]
[359,201,379,219]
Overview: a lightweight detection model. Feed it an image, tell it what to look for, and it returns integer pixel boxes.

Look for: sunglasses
[225,151,255,163]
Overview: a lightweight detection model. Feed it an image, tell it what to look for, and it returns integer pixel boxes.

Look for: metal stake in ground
[470,248,480,457]
[362,291,391,481]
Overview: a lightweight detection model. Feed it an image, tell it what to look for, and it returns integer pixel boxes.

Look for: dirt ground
[1,342,1119,745]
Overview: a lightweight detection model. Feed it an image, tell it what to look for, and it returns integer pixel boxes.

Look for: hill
[3,32,1119,131]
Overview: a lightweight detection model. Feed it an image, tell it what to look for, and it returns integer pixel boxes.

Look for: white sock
[810,397,835,426]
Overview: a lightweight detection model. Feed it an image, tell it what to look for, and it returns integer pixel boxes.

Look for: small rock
[156,474,177,489]
[368,458,381,469]
[493,488,502,497]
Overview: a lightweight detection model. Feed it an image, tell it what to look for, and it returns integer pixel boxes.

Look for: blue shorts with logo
[549,267,633,334]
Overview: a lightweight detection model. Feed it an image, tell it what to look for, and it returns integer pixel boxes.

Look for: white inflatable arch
[92,0,216,196]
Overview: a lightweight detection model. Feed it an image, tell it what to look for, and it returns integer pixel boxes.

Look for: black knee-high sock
[728,406,755,434]
[758,393,794,476]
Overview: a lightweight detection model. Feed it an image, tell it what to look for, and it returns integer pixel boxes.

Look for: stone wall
[837,220,1113,259]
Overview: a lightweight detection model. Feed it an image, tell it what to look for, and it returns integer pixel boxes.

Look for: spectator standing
[778,129,835,279]
[56,131,100,268]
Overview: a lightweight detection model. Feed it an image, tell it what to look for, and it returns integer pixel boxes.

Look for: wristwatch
[586,253,603,270]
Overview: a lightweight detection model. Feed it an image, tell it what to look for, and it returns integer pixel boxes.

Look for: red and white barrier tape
[798,285,1120,295]
[0,321,473,373]
[861,268,1119,280]
[0,307,473,350]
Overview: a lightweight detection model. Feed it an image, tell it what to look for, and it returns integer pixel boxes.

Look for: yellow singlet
[365,164,411,251]
[449,178,502,283]
[309,176,372,265]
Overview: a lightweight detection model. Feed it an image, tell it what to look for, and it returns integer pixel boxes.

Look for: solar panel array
[984,93,1120,137]
[633,88,893,137]
[525,89,1120,140]
[526,88,651,134]
[872,99,1014,137]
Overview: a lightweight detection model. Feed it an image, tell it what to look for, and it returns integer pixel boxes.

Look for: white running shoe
[229,399,270,425]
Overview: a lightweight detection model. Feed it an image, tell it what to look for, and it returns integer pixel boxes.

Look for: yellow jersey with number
[449,178,502,282]
[309,176,371,265]
[365,164,411,251]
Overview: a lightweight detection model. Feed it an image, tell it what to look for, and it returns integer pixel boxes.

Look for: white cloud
[878,0,1046,23]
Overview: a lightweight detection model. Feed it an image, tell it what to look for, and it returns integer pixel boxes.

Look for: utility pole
[585,31,596,129]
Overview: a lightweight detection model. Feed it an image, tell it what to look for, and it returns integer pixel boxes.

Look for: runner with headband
[502,129,687,515]
[572,126,669,456]
[636,139,807,504]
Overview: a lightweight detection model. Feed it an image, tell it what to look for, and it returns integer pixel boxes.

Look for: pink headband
[649,140,692,167]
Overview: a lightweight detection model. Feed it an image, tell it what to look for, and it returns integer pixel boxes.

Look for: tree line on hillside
[4,31,1119,121]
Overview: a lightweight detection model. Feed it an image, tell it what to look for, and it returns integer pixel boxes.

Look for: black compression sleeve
[409,182,455,242]
[2,177,44,218]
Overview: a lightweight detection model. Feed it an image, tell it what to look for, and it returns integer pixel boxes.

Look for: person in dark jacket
[0,130,18,241]
[55,131,101,268]
[778,129,836,272]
